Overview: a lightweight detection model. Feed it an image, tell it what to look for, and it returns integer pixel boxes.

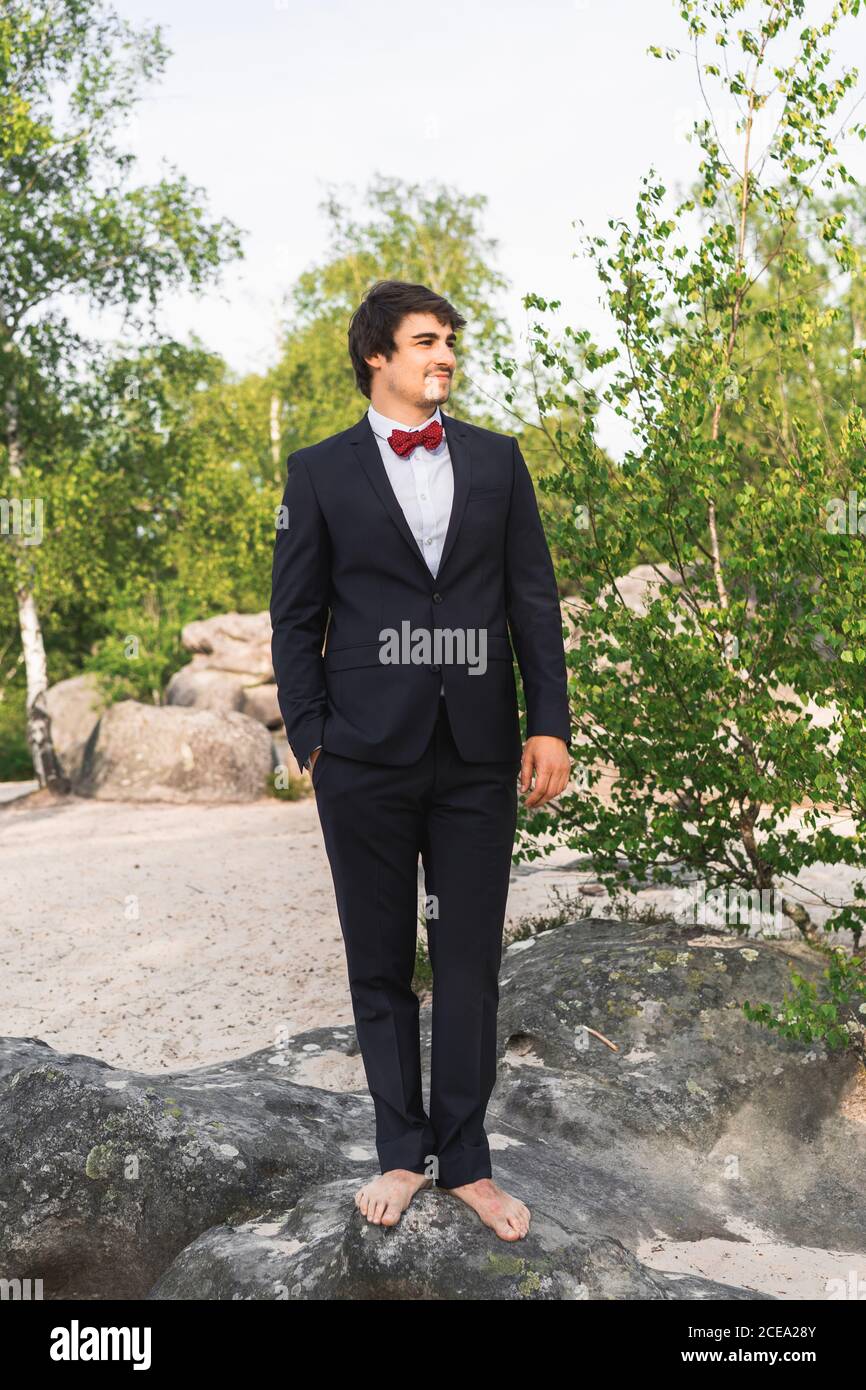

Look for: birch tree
[0,0,241,786]
[506,0,866,948]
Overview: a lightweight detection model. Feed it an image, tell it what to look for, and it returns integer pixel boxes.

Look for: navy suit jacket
[269,409,571,770]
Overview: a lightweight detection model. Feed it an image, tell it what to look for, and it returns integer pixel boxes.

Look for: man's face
[366,312,458,410]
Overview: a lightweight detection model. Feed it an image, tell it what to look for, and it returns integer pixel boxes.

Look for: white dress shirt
[306,402,453,769]
[368,401,452,696]
[366,401,454,585]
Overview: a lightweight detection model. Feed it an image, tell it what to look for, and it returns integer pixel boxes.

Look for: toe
[497,1218,520,1240]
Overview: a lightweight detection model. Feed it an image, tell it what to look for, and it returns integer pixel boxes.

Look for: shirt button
[425,537,433,545]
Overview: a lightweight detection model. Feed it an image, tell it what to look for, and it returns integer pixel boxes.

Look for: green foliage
[502,0,866,953]
[0,0,242,361]
[0,690,33,779]
[0,339,275,720]
[84,592,188,707]
[412,928,433,997]
[0,0,243,769]
[266,770,309,802]
[743,949,866,1057]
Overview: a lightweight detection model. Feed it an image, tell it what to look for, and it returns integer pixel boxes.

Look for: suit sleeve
[270,452,331,771]
[504,437,572,749]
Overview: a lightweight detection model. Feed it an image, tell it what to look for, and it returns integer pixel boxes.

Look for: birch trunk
[4,376,70,791]
[269,390,282,482]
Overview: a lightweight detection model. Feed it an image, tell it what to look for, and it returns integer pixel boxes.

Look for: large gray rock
[167,613,285,735]
[2,919,863,1300]
[240,682,283,729]
[147,1182,750,1301]
[44,674,107,780]
[180,611,273,677]
[0,1032,368,1299]
[73,699,276,802]
[164,663,246,714]
[165,662,283,731]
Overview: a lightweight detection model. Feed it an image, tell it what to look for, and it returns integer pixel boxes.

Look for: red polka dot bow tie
[387,419,444,457]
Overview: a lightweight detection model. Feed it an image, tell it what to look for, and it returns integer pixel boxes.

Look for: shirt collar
[367,401,442,441]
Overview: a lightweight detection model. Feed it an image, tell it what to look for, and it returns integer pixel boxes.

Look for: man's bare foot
[442,1177,530,1241]
[354,1169,431,1227]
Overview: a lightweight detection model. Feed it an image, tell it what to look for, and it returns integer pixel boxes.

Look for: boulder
[240,683,283,729]
[43,674,107,780]
[166,614,285,734]
[73,700,275,802]
[180,611,273,678]
[2,919,863,1299]
[164,662,246,714]
[148,1182,734,1302]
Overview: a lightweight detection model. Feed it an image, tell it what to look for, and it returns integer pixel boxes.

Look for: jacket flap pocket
[324,642,387,671]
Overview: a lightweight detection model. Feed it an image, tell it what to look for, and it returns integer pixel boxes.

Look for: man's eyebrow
[410,332,457,341]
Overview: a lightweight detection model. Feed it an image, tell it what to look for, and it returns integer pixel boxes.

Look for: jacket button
[432,665,441,673]
[432,592,442,603]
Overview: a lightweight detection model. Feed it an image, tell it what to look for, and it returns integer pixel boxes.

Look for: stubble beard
[422,373,450,405]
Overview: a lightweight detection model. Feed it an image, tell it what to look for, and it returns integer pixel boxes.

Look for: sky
[92,0,866,453]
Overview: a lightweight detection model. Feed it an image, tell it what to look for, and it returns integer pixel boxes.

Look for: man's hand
[309,748,322,772]
[519,736,570,807]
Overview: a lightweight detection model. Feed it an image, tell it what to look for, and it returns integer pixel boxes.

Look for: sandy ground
[0,779,604,1073]
[1,777,864,1300]
[0,778,859,1073]
[637,1218,866,1301]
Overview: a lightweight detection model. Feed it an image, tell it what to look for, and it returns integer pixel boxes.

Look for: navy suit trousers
[311,693,520,1188]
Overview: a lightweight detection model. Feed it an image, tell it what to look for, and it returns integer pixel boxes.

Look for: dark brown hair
[347,280,466,399]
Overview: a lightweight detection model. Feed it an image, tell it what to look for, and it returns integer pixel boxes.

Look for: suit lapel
[437,411,472,578]
[349,409,473,580]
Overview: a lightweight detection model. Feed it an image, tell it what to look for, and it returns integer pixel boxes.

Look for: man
[270,280,571,1242]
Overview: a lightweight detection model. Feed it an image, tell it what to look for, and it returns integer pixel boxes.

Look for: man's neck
[369,396,440,428]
